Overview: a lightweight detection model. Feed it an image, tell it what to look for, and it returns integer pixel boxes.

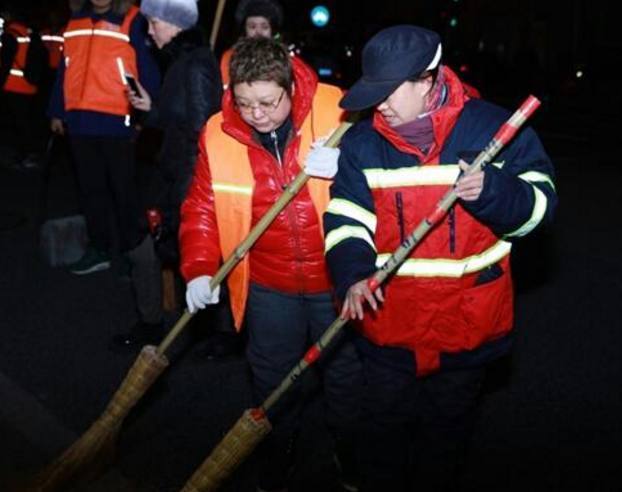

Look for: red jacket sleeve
[179,128,222,282]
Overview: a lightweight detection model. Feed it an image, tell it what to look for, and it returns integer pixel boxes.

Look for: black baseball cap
[340,25,442,111]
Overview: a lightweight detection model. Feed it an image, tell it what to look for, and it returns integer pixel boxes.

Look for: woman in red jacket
[179,37,361,492]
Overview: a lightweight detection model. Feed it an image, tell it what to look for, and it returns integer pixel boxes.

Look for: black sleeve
[158,53,222,234]
[0,33,18,87]
[461,126,557,238]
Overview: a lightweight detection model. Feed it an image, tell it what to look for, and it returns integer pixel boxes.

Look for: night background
[1,1,621,492]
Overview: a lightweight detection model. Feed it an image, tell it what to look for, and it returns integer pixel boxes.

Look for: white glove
[185,275,220,313]
[304,138,340,179]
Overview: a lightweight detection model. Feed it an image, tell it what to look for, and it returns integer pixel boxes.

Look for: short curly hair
[229,37,292,92]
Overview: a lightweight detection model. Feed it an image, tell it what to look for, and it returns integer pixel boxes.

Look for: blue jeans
[245,282,362,488]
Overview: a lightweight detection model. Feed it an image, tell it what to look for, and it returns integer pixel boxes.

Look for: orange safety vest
[202,83,342,329]
[62,6,139,116]
[41,28,64,69]
[219,47,232,88]
[2,22,38,95]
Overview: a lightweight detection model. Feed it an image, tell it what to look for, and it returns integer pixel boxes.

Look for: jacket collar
[221,56,318,147]
[372,65,467,162]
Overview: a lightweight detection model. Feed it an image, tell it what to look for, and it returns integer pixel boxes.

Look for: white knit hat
[141,0,199,30]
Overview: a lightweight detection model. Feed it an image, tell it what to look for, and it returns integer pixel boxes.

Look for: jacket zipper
[80,18,95,103]
[270,130,283,167]
[395,192,405,243]
[269,130,305,292]
[448,207,456,254]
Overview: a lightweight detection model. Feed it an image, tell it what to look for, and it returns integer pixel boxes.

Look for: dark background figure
[219,0,283,87]
[47,0,160,276]
[110,0,229,352]
[0,3,47,170]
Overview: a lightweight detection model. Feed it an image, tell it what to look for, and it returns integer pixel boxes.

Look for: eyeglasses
[235,89,286,115]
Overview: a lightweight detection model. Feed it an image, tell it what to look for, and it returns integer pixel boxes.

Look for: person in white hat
[110,0,226,351]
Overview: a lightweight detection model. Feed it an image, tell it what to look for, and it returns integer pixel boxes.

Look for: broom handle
[157,122,353,355]
[261,95,540,413]
[209,0,227,50]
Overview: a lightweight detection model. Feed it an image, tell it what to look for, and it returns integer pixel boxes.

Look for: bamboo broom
[178,95,542,492]
[27,122,352,492]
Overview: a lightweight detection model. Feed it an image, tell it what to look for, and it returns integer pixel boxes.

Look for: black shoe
[109,321,163,352]
[68,247,111,275]
[334,436,360,492]
[195,332,242,360]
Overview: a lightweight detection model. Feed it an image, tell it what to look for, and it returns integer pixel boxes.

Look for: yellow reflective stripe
[16,36,30,43]
[92,29,130,42]
[325,225,376,254]
[364,165,460,188]
[504,186,548,238]
[376,240,512,277]
[41,35,64,43]
[64,29,129,42]
[64,29,94,38]
[326,198,377,232]
[518,170,556,191]
[9,69,24,77]
[212,182,253,196]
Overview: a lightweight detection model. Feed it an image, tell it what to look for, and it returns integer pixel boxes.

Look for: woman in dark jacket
[111,0,224,349]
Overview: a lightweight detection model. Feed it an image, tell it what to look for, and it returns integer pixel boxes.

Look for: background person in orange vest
[180,37,362,492]
[48,0,160,275]
[324,25,557,491]
[220,0,283,88]
[0,4,47,170]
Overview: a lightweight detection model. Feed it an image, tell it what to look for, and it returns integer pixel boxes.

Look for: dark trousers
[356,337,485,492]
[70,135,141,253]
[245,283,362,488]
[126,234,162,324]
[1,91,39,159]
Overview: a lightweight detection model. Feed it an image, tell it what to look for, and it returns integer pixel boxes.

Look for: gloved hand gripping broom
[178,95,541,492]
[27,122,352,492]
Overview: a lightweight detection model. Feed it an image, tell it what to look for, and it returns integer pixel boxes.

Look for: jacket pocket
[460,266,513,350]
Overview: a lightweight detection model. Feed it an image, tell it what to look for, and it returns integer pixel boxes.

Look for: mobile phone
[125,74,140,94]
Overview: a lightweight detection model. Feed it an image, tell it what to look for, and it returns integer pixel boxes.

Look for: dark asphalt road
[1,105,620,492]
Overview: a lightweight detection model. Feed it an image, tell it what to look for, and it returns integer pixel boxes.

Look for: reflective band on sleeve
[504,186,548,238]
[212,182,253,196]
[325,225,376,253]
[16,36,30,43]
[41,35,64,43]
[9,69,24,77]
[326,198,377,232]
[363,165,460,189]
[518,170,556,191]
[375,240,512,277]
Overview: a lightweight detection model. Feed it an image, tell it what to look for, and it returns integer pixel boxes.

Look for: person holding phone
[109,0,225,350]
[48,0,160,276]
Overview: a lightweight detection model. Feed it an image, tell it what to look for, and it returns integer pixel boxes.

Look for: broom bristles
[180,409,272,492]
[27,346,169,491]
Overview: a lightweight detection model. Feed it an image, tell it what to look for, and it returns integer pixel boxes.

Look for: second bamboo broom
[26,122,352,492]
[178,95,542,492]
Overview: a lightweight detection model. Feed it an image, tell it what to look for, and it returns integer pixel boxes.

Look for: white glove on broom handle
[304,137,340,179]
[185,275,220,313]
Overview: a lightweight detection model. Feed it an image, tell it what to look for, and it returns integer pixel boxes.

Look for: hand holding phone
[125,74,140,95]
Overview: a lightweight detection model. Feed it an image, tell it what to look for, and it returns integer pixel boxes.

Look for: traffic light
[310,5,330,28]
